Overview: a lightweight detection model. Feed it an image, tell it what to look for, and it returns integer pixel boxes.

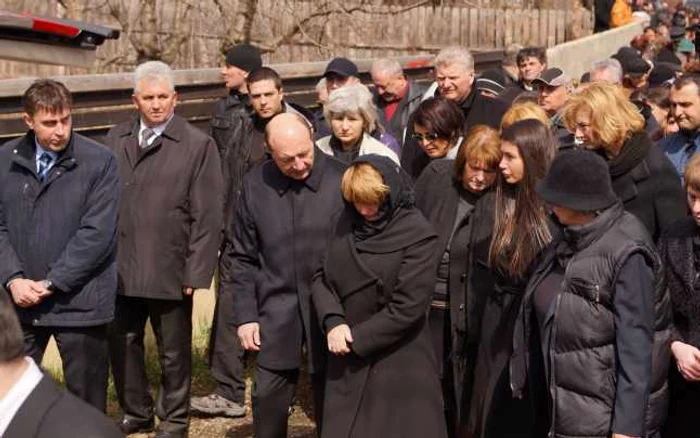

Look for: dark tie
[140,128,156,149]
[37,152,53,181]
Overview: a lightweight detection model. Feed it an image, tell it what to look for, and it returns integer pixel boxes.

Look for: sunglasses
[411,133,441,142]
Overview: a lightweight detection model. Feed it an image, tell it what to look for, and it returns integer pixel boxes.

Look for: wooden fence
[0,1,593,78]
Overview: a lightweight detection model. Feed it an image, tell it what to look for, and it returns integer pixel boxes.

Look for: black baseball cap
[323,57,358,78]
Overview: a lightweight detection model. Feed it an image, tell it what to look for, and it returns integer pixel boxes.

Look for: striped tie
[37,152,53,181]
[140,128,156,149]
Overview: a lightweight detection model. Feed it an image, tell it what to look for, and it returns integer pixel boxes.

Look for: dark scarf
[605,131,651,178]
[349,154,417,246]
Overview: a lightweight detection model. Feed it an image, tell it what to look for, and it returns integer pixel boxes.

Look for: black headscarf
[349,154,416,244]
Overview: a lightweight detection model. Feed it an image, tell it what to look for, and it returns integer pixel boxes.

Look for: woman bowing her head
[312,154,447,438]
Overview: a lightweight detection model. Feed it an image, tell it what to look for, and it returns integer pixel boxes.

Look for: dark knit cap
[225,44,262,72]
[612,47,651,77]
[648,62,680,87]
[476,68,507,95]
[536,149,618,211]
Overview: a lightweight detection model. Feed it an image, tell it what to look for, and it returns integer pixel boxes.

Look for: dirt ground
[42,287,318,438]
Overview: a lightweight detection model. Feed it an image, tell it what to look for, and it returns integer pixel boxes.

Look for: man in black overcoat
[219,112,346,438]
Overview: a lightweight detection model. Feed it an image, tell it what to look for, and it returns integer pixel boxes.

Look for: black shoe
[117,417,155,435]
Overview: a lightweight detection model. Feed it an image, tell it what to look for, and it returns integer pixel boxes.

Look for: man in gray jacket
[0,79,120,412]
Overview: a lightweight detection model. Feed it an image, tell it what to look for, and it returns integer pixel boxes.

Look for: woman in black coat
[562,82,686,242]
[467,119,556,438]
[661,154,700,438]
[312,154,447,438]
[414,125,501,436]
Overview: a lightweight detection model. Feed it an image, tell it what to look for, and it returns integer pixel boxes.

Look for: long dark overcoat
[222,149,346,373]
[312,206,447,438]
[105,115,224,299]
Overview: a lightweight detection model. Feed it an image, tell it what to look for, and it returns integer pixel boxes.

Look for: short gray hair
[370,58,404,77]
[435,46,474,72]
[324,83,378,133]
[134,61,175,93]
[590,58,623,85]
[503,43,523,67]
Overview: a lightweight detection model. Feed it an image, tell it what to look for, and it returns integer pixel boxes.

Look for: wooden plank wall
[0,2,593,79]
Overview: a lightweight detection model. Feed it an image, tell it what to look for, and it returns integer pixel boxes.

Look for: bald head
[266,113,315,180]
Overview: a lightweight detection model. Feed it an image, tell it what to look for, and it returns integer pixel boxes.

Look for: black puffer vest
[511,203,671,438]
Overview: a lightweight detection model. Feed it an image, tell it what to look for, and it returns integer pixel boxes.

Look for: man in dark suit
[106,61,224,438]
[0,79,120,412]
[0,288,122,438]
[219,113,346,438]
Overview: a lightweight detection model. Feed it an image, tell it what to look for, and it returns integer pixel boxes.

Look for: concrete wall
[547,21,645,82]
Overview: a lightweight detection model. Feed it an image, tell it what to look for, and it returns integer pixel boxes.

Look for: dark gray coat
[105,115,223,299]
[312,206,446,438]
[0,131,119,327]
[222,149,346,372]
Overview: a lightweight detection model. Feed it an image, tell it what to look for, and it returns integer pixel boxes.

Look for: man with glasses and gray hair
[106,60,224,438]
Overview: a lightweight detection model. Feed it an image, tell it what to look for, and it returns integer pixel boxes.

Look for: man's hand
[238,322,261,351]
[327,324,353,355]
[672,341,700,381]
[8,279,44,308]
[183,286,195,296]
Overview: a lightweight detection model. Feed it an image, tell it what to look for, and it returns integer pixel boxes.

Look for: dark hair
[644,26,656,34]
[246,67,283,90]
[411,97,464,142]
[516,46,547,66]
[673,73,700,96]
[642,85,672,109]
[0,290,25,362]
[22,79,72,116]
[489,119,556,279]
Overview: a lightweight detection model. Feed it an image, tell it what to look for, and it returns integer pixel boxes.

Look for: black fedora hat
[536,149,618,211]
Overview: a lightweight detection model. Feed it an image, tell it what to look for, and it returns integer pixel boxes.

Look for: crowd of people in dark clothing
[4,6,700,438]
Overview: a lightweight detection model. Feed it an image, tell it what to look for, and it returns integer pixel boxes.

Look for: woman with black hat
[510,149,671,438]
[312,154,447,438]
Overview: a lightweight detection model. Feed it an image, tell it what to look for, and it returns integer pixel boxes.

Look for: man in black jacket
[0,79,120,413]
[401,46,509,179]
[0,292,122,438]
[219,113,346,438]
[191,43,262,420]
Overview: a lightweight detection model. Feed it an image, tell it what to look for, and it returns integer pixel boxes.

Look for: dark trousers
[109,295,192,435]
[23,324,109,412]
[208,286,246,404]
[429,307,457,438]
[252,365,325,438]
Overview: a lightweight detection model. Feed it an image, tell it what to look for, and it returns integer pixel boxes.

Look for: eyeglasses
[411,133,441,142]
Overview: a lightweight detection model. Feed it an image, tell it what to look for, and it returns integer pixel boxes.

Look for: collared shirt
[0,357,43,436]
[445,136,464,160]
[659,131,700,178]
[138,114,174,146]
[34,140,59,175]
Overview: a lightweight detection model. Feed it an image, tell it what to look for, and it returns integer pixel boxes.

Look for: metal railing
[0,50,504,143]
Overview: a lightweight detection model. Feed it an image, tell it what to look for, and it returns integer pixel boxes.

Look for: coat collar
[12,131,78,176]
[270,146,329,195]
[118,114,185,143]
[4,375,62,437]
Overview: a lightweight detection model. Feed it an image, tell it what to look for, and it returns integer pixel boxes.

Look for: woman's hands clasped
[327,324,354,355]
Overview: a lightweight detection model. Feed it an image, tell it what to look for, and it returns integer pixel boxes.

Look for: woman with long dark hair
[467,119,556,438]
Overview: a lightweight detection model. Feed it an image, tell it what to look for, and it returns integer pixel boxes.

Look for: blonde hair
[500,102,550,131]
[685,153,700,191]
[562,82,644,152]
[341,163,389,205]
